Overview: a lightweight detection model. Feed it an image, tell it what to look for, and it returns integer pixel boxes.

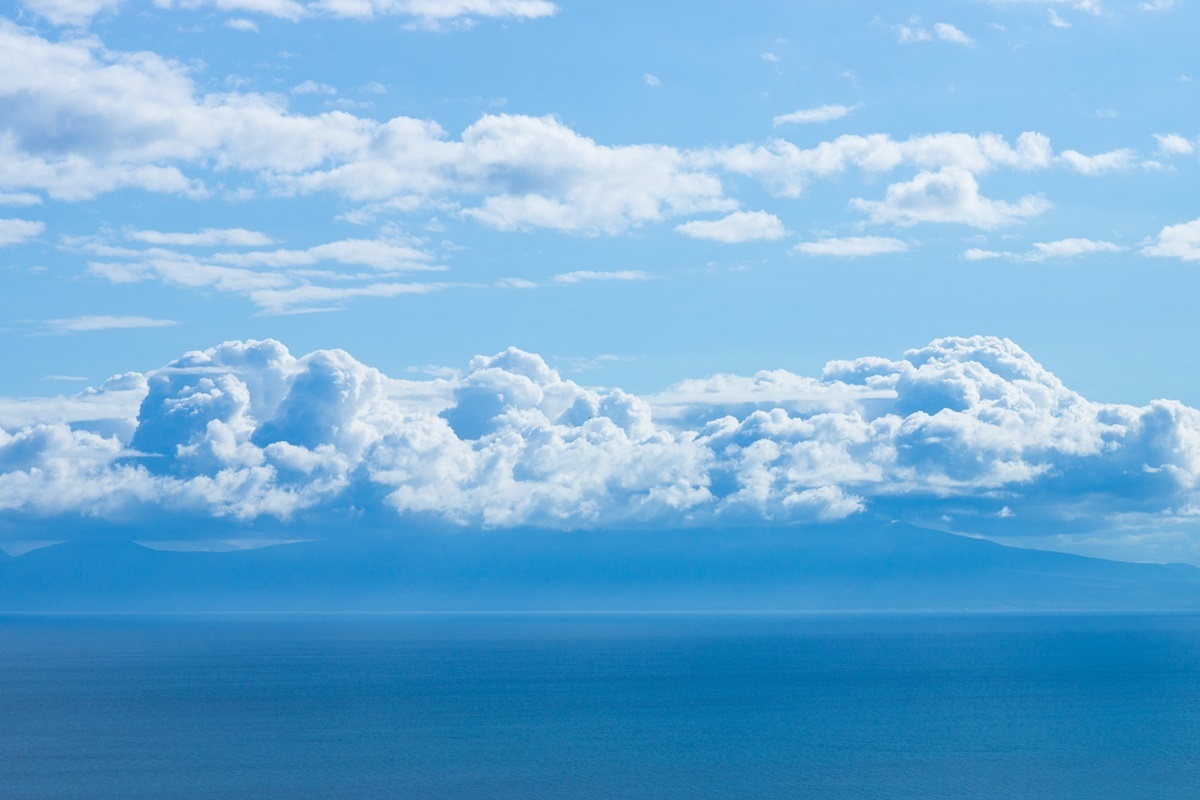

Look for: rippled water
[2,613,1199,799]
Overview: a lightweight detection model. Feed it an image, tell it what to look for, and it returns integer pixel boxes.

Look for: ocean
[2,613,1198,799]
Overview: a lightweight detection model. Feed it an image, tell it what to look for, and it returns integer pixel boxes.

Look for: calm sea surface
[1,613,1199,799]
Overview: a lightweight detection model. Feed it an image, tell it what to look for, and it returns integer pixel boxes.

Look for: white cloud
[1049,8,1071,26]
[127,228,275,247]
[701,131,1054,199]
[318,0,558,24]
[0,192,41,206]
[33,0,558,24]
[1154,134,1195,157]
[292,80,337,95]
[792,236,909,257]
[675,211,788,244]
[0,218,45,246]
[934,22,974,45]
[773,104,858,126]
[1143,217,1200,261]
[550,270,650,284]
[1059,148,1136,175]
[1030,238,1122,258]
[1141,0,1177,10]
[0,27,731,235]
[970,238,1123,261]
[986,0,1102,15]
[224,17,259,31]
[45,315,180,332]
[79,232,445,314]
[6,336,1200,556]
[642,73,660,87]
[964,248,1005,261]
[896,24,933,43]
[851,167,1050,229]
[19,0,121,25]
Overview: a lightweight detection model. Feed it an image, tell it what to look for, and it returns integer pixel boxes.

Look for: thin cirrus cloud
[19,0,558,25]
[126,228,276,247]
[675,211,788,243]
[75,231,446,315]
[791,236,909,257]
[6,336,1200,562]
[44,315,180,333]
[550,270,651,284]
[964,237,1122,261]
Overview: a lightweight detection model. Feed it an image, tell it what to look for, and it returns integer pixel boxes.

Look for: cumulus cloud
[0,25,728,233]
[773,104,859,126]
[5,336,1200,547]
[851,167,1050,228]
[675,211,788,243]
[791,236,909,257]
[0,218,44,246]
[0,24,1147,245]
[1142,217,1200,261]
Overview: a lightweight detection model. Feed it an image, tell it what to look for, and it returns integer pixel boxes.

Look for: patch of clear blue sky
[2,0,1199,401]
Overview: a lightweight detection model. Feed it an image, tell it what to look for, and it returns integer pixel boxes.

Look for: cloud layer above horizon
[4,336,1200,561]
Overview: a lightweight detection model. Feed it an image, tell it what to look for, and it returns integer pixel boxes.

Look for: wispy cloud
[934,23,974,45]
[45,315,181,333]
[965,237,1122,261]
[550,270,651,284]
[126,228,276,247]
[676,211,788,243]
[791,236,909,257]
[773,104,859,126]
[0,219,45,246]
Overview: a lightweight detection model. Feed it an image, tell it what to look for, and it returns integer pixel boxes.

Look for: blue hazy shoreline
[3,612,1199,800]
[6,522,1200,613]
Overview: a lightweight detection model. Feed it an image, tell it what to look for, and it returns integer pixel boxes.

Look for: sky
[3,0,1200,563]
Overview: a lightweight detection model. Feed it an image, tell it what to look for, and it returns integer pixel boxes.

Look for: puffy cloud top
[4,336,1200,543]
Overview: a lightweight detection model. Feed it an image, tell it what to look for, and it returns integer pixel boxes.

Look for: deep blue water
[2,614,1199,799]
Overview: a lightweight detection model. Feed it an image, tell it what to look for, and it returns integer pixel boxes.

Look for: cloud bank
[5,337,1200,558]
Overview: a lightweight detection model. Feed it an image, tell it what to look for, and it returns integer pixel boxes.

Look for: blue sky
[3,0,1200,562]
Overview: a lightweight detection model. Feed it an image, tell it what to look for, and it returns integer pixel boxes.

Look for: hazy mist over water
[2,613,1199,799]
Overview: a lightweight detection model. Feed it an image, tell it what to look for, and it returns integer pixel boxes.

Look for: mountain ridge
[3,522,1199,613]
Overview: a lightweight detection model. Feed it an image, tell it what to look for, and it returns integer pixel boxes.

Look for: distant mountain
[3,522,1200,612]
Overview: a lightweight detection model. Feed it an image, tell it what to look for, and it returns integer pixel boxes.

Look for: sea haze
[2,613,1199,800]
[4,522,1200,613]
